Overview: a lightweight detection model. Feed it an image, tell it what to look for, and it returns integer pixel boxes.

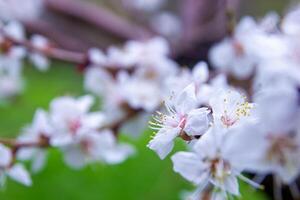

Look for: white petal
[223,176,240,196]
[63,146,86,169]
[193,127,222,158]
[88,48,106,65]
[121,113,149,139]
[147,127,180,159]
[50,134,73,147]
[171,152,209,184]
[81,112,104,129]
[29,53,50,71]
[77,95,94,113]
[0,144,12,167]
[185,108,210,136]
[193,61,209,83]
[31,151,47,173]
[209,39,234,71]
[175,84,197,114]
[101,144,135,164]
[7,164,32,186]
[4,21,25,40]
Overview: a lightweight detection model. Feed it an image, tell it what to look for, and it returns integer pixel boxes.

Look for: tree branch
[44,0,154,40]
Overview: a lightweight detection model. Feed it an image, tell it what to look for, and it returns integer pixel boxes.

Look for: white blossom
[49,95,104,147]
[148,84,211,159]
[172,126,261,198]
[62,130,135,169]
[29,35,50,71]
[17,109,52,172]
[0,144,31,186]
[209,89,255,129]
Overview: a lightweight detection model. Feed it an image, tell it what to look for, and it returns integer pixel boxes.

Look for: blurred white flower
[209,16,288,79]
[29,35,50,71]
[63,130,135,169]
[118,72,162,112]
[0,0,44,21]
[150,12,181,40]
[227,121,300,185]
[3,20,25,40]
[123,0,165,12]
[282,5,300,36]
[88,48,106,66]
[0,48,25,99]
[0,144,31,186]
[17,109,52,172]
[49,95,104,147]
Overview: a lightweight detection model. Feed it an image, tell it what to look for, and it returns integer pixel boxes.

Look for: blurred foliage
[240,0,297,17]
[0,62,269,199]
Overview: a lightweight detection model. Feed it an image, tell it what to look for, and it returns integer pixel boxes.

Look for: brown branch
[0,137,49,150]
[178,0,240,59]
[23,19,92,51]
[44,0,153,40]
[0,28,86,64]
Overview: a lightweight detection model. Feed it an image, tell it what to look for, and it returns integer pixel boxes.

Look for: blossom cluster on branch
[0,1,300,200]
[149,8,300,200]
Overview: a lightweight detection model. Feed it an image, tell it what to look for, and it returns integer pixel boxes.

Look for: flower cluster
[148,7,300,200]
[0,2,300,200]
[0,20,50,100]
[84,37,183,137]
[0,95,135,186]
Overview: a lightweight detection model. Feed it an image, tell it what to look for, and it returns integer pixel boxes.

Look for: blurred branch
[44,0,154,40]
[178,0,240,59]
[0,28,86,64]
[23,19,92,51]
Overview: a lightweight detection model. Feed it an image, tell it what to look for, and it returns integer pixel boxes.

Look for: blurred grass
[0,62,269,200]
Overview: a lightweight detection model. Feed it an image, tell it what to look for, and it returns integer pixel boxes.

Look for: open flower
[0,144,31,186]
[231,83,300,184]
[29,34,50,71]
[62,130,135,169]
[209,89,255,129]
[17,109,52,172]
[208,17,258,79]
[49,95,104,147]
[148,84,211,159]
[172,126,261,198]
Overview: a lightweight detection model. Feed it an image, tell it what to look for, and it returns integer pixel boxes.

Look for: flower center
[69,119,81,135]
[232,40,244,57]
[209,157,231,183]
